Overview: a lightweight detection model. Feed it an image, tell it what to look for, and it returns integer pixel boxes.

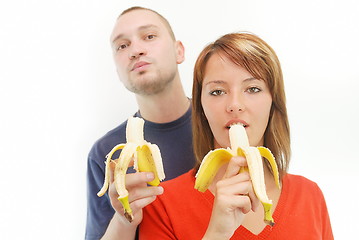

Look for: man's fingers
[130,195,157,213]
[109,168,156,187]
[109,185,163,219]
[109,160,116,183]
[126,172,155,187]
[128,185,164,202]
[108,171,163,214]
[115,194,159,224]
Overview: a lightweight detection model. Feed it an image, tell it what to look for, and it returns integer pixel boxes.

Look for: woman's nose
[226,96,244,113]
[226,104,242,112]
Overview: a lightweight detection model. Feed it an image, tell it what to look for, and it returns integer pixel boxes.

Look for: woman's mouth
[225,120,248,129]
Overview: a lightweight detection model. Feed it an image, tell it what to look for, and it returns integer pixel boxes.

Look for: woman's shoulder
[285,173,317,184]
[283,173,323,196]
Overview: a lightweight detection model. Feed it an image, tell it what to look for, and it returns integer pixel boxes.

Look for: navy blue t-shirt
[85,106,195,239]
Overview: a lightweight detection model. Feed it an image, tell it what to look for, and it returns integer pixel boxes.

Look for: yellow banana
[195,124,280,226]
[97,116,165,222]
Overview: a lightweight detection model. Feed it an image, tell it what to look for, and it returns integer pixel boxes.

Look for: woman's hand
[203,156,259,240]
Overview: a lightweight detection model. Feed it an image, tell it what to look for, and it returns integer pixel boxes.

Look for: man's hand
[101,163,163,240]
[108,170,164,226]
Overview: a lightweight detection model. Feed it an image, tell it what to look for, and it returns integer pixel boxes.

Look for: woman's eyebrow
[205,77,258,85]
[242,77,258,82]
[204,80,226,86]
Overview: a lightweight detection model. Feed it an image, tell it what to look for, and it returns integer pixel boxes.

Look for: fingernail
[158,186,164,194]
[146,172,154,180]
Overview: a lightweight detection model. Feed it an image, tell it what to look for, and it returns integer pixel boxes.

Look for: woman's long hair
[192,32,291,179]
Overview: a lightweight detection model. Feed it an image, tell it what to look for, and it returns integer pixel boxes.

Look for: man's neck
[135,78,190,123]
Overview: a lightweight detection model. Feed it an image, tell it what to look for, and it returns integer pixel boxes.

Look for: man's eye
[116,43,128,51]
[210,90,225,96]
[247,87,261,93]
[146,34,156,40]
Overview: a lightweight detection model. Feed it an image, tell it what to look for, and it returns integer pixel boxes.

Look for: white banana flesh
[195,124,280,226]
[97,117,165,222]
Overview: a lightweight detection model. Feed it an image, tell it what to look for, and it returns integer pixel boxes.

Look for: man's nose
[128,41,146,60]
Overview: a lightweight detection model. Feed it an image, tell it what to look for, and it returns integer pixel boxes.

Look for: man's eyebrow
[111,24,159,44]
[111,33,124,45]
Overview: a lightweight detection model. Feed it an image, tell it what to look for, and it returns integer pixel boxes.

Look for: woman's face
[201,53,272,148]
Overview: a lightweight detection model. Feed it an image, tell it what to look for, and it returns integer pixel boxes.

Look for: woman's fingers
[222,156,248,179]
[216,156,260,214]
[248,187,260,212]
[219,175,259,212]
[216,172,251,196]
[230,195,252,214]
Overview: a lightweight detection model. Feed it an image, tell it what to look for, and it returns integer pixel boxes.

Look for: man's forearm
[101,213,137,240]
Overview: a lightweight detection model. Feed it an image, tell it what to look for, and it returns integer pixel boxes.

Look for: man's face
[110,10,184,96]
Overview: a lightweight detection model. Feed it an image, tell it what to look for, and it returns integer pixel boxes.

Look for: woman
[139,32,333,239]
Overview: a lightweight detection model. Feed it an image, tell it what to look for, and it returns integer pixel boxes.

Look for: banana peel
[97,116,165,222]
[195,124,280,226]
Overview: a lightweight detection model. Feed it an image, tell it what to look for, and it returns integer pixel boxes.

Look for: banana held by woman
[195,124,280,226]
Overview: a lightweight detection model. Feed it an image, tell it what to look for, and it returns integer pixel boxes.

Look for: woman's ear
[175,40,185,64]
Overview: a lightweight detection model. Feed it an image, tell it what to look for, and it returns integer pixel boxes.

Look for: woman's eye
[210,89,225,96]
[247,87,261,93]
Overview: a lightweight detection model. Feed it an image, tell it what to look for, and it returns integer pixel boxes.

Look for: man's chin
[128,81,165,96]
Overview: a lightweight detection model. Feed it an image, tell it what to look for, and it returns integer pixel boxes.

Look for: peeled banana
[97,116,165,222]
[195,124,280,226]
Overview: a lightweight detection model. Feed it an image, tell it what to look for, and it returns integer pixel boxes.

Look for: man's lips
[225,119,249,129]
[131,61,149,71]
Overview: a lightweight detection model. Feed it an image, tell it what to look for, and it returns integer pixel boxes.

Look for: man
[85,6,195,240]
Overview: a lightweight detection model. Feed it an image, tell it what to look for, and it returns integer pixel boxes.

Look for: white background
[0,0,358,239]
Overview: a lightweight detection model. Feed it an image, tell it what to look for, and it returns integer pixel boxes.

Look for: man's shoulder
[98,121,128,145]
[88,120,128,162]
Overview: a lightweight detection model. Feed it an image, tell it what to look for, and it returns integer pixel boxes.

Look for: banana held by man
[195,124,280,226]
[97,116,165,222]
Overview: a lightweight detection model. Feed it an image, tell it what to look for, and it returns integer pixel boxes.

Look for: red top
[140,170,333,240]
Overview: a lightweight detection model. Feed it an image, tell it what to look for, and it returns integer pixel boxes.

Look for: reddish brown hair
[192,32,291,179]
